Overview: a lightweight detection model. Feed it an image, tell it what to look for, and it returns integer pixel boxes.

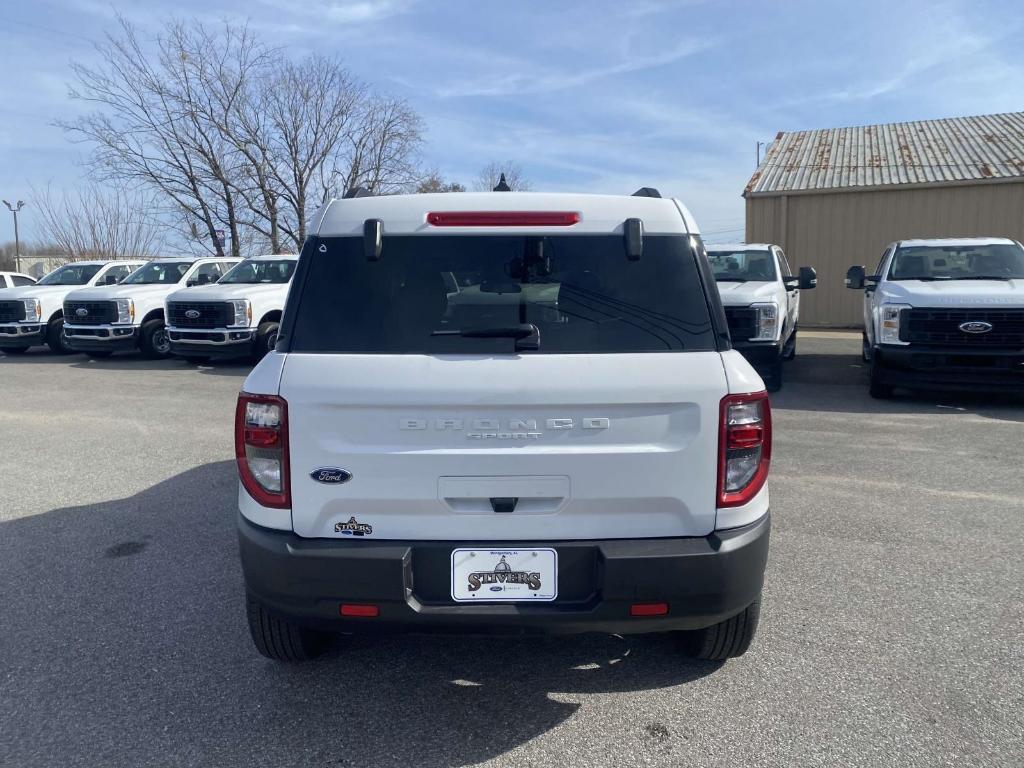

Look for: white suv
[236,190,772,662]
[0,260,144,354]
[847,237,1024,397]
[165,254,297,363]
[706,243,816,391]
[63,256,239,358]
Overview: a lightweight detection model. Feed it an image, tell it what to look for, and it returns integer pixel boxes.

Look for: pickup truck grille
[724,307,757,342]
[0,300,26,322]
[64,300,117,325]
[167,301,232,329]
[900,308,1024,347]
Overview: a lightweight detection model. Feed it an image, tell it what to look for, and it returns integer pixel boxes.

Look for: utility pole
[3,199,25,273]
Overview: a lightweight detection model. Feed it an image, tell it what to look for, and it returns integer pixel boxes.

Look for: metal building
[743,112,1024,326]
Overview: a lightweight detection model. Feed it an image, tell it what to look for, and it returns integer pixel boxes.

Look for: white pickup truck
[236,189,772,663]
[0,260,144,354]
[706,243,816,391]
[62,256,239,358]
[165,254,298,363]
[846,237,1024,397]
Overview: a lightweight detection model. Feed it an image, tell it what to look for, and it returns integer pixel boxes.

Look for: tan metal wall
[744,181,1024,326]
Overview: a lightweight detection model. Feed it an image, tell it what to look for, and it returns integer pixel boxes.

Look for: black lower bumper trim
[732,341,783,366]
[238,512,770,635]
[876,346,1024,391]
[0,327,45,347]
[169,339,253,359]
[64,329,139,352]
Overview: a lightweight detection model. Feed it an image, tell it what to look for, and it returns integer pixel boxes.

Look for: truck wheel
[868,360,894,399]
[46,318,72,354]
[252,321,280,362]
[246,595,329,662]
[2,346,29,355]
[861,332,872,363]
[763,359,783,392]
[678,598,761,660]
[783,330,797,360]
[140,320,171,359]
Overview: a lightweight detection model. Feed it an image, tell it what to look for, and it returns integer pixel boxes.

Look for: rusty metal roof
[744,112,1024,196]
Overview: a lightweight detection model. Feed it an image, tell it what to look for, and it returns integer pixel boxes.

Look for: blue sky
[2,0,1023,245]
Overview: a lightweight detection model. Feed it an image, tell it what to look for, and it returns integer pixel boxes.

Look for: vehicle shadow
[776,339,1024,422]
[0,462,719,768]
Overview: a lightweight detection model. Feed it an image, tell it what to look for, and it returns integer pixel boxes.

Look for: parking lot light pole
[3,199,25,273]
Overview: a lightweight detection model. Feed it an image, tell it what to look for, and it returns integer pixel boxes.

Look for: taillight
[235,393,290,509]
[718,392,771,508]
[426,211,581,227]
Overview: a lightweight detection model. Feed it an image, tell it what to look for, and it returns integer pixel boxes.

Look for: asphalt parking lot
[1,334,1022,768]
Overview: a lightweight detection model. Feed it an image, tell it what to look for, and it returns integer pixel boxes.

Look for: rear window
[288,234,716,354]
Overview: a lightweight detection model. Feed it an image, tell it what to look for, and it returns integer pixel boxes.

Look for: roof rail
[631,187,661,198]
[343,186,372,199]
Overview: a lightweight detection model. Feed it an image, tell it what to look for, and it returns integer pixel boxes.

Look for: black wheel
[46,318,72,354]
[678,599,761,660]
[85,351,113,359]
[1,346,29,355]
[252,321,280,363]
[783,329,797,360]
[140,319,171,359]
[246,595,329,662]
[861,332,872,363]
[763,359,783,392]
[869,359,894,399]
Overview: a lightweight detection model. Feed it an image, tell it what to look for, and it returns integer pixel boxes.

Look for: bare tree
[474,161,531,191]
[30,183,164,260]
[416,170,466,193]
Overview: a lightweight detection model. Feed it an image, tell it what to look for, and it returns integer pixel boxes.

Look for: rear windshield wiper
[432,323,540,350]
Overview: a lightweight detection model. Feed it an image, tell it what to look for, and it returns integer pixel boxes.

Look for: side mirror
[197,273,212,285]
[798,266,817,290]
[845,265,866,289]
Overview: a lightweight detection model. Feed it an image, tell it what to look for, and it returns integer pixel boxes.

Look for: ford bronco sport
[236,189,772,662]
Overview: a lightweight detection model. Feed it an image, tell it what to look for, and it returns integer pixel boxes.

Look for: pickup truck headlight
[230,299,251,327]
[114,298,135,324]
[750,303,780,341]
[878,303,911,345]
[23,298,41,322]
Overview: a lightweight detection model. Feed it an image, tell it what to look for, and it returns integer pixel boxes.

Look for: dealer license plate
[450,548,558,602]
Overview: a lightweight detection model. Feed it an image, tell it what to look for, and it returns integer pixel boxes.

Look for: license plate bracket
[450,548,558,602]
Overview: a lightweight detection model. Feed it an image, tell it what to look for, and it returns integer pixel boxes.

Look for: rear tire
[763,359,783,392]
[252,321,280,363]
[861,332,872,363]
[1,346,29,355]
[869,359,894,399]
[46,318,72,354]
[246,595,329,662]
[678,599,761,660]
[140,319,171,359]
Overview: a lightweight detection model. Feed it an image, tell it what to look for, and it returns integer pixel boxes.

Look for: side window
[105,265,132,283]
[192,262,225,283]
[875,247,892,278]
[775,248,792,277]
[13,275,36,286]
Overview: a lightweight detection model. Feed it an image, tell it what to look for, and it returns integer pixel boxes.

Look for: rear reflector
[426,211,580,227]
[340,604,380,618]
[630,602,669,617]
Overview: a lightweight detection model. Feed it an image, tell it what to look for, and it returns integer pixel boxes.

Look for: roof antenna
[493,173,511,192]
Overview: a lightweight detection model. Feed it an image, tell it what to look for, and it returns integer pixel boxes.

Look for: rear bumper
[732,340,783,366]
[876,345,1024,391]
[238,512,770,635]
[168,327,255,358]
[63,325,140,352]
[0,324,45,347]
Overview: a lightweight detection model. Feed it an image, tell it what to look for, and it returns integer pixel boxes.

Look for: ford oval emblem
[310,467,352,484]
[75,307,88,317]
[184,309,201,319]
[959,321,993,334]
